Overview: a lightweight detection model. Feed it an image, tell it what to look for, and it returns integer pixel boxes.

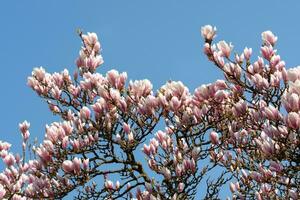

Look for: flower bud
[210,131,219,144]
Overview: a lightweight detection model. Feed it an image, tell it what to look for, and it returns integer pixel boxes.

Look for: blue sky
[1,0,300,198]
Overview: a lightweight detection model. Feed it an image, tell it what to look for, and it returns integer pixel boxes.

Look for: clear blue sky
[1,0,300,198]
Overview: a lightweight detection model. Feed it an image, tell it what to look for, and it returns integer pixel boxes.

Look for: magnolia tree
[0,25,299,200]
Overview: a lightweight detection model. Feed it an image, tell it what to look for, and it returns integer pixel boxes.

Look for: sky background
[1,0,300,198]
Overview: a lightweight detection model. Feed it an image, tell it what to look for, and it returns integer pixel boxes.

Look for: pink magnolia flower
[123,123,131,134]
[282,93,299,112]
[80,106,91,120]
[261,30,278,46]
[263,105,281,121]
[175,165,183,176]
[32,67,46,81]
[62,136,69,149]
[210,131,219,144]
[243,47,252,60]
[129,79,153,98]
[82,158,89,170]
[229,182,236,193]
[213,52,225,67]
[285,112,300,130]
[107,69,119,87]
[217,40,233,58]
[0,141,11,151]
[36,147,52,163]
[201,25,217,41]
[105,180,114,190]
[261,45,275,60]
[3,153,15,167]
[169,96,181,111]
[62,160,74,173]
[127,132,134,143]
[287,66,300,82]
[269,161,283,173]
[19,121,30,134]
[161,167,171,180]
[143,144,151,156]
[73,157,82,174]
[115,181,120,190]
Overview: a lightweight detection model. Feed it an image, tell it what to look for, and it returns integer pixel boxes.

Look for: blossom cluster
[0,26,299,199]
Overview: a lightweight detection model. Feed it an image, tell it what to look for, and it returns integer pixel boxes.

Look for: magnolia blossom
[201,25,217,41]
[243,47,252,60]
[105,180,114,190]
[217,40,233,58]
[210,131,219,144]
[62,160,74,173]
[261,30,278,46]
[287,66,300,82]
[80,106,91,120]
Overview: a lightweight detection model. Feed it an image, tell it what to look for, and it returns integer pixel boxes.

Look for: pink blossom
[289,80,300,95]
[80,106,91,120]
[123,122,131,134]
[282,93,299,112]
[261,45,275,60]
[61,121,73,136]
[263,105,281,121]
[82,159,89,170]
[217,40,233,58]
[214,90,228,102]
[71,139,80,151]
[156,130,166,144]
[243,47,252,60]
[19,121,30,134]
[0,141,11,151]
[261,30,278,46]
[115,181,120,190]
[169,96,181,111]
[105,180,114,190]
[143,144,151,156]
[3,153,15,166]
[109,88,120,101]
[161,167,171,180]
[73,157,82,173]
[36,147,52,163]
[107,70,119,87]
[62,136,69,149]
[128,132,134,143]
[83,32,98,46]
[270,55,281,68]
[32,67,46,81]
[201,25,217,41]
[287,66,300,82]
[269,161,283,173]
[286,112,300,129]
[62,160,74,173]
[229,182,236,193]
[210,131,219,144]
[175,165,183,176]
